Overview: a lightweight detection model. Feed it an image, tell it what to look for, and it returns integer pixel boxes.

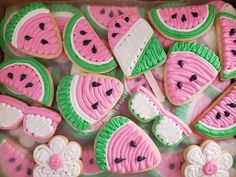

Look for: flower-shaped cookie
[33,135,83,177]
[182,140,233,177]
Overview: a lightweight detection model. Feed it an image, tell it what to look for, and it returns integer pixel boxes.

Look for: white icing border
[70,75,96,125]
[198,120,236,130]
[12,8,50,48]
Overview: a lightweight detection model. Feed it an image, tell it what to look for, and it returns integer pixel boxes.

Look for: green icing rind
[64,11,117,73]
[169,42,221,72]
[49,4,78,14]
[0,57,53,106]
[152,116,184,147]
[0,134,4,144]
[132,34,167,76]
[194,122,236,138]
[95,116,129,171]
[6,2,47,43]
[57,75,90,130]
[222,70,236,80]
[149,5,215,40]
[175,103,190,123]
[218,12,236,20]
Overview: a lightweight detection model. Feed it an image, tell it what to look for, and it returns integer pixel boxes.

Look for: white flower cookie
[33,135,83,177]
[182,140,233,177]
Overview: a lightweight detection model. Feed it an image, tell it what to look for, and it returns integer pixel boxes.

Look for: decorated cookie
[82,5,138,37]
[0,135,35,177]
[149,5,216,40]
[182,140,233,177]
[57,74,123,131]
[129,86,192,146]
[217,12,236,80]
[108,13,166,77]
[192,82,236,139]
[95,116,161,174]
[165,42,221,105]
[0,57,54,106]
[33,135,82,177]
[5,3,62,59]
[63,11,117,73]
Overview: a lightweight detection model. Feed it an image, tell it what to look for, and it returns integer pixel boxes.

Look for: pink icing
[54,16,71,34]
[0,64,43,101]
[82,147,101,174]
[16,13,60,55]
[76,75,123,120]
[108,13,140,49]
[0,140,35,177]
[208,1,225,13]
[107,122,160,173]
[158,5,208,29]
[48,154,63,171]
[89,6,138,30]
[200,85,236,128]
[73,18,112,62]
[165,52,217,105]
[219,16,236,72]
[154,30,174,50]
[203,161,218,175]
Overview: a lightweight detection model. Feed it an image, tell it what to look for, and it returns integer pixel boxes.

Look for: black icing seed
[112,33,118,37]
[190,74,197,82]
[92,45,97,54]
[9,157,15,163]
[230,28,236,36]
[135,77,142,82]
[16,165,22,171]
[39,23,45,30]
[124,17,129,22]
[178,60,184,68]
[224,111,230,117]
[25,82,33,88]
[80,30,87,35]
[231,50,236,55]
[171,13,177,19]
[234,39,236,43]
[89,158,94,164]
[169,163,175,169]
[92,81,101,87]
[191,12,198,17]
[27,168,33,175]
[41,39,48,45]
[100,9,105,14]
[228,103,236,108]
[83,40,91,46]
[106,89,113,96]
[118,10,123,16]
[142,83,147,88]
[7,72,13,79]
[181,14,187,22]
[177,82,183,90]
[24,35,32,40]
[115,23,121,28]
[130,141,137,147]
[216,112,221,119]
[114,158,125,163]
[20,74,27,81]
[92,102,99,109]
[137,156,145,162]
[109,10,114,17]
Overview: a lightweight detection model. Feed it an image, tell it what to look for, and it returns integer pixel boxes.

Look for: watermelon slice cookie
[64,11,117,73]
[129,86,192,146]
[0,135,35,177]
[192,82,236,139]
[57,74,123,131]
[0,57,54,106]
[148,5,216,40]
[5,3,62,59]
[108,13,166,77]
[217,12,236,80]
[165,42,221,105]
[95,116,161,174]
[82,5,139,37]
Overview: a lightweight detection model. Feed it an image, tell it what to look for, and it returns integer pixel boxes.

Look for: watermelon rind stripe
[169,42,221,72]
[95,116,129,171]
[0,57,53,106]
[131,34,167,76]
[57,75,90,130]
[64,11,117,73]
[49,4,78,14]
[0,134,4,144]
[218,12,236,20]
[149,5,215,40]
[194,122,236,138]
[6,2,47,43]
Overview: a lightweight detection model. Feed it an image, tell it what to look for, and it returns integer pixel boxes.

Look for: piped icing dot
[115,23,121,28]
[92,81,101,87]
[20,74,27,81]
[112,33,118,37]
[124,17,129,22]
[27,168,33,175]
[80,30,87,35]
[233,39,236,43]
[231,50,236,55]
[202,161,218,176]
[224,111,230,117]
[109,11,114,18]
[92,45,97,54]
[178,60,184,68]
[216,112,221,120]
[106,89,113,96]
[135,77,142,82]
[118,10,123,16]
[16,164,22,171]
[89,158,94,164]
[227,103,236,108]
[7,72,13,79]
[137,156,145,162]
[100,9,105,14]
[48,154,63,171]
[177,82,183,90]
[83,40,91,46]
[130,141,137,147]
[171,13,177,19]
[25,82,33,88]
[181,15,187,22]
[24,35,32,40]
[114,158,125,163]
[229,28,236,36]
[169,163,175,169]
[9,157,15,163]
[92,102,99,109]
[191,12,198,17]
[190,74,197,82]
[41,39,48,45]
[39,23,45,30]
